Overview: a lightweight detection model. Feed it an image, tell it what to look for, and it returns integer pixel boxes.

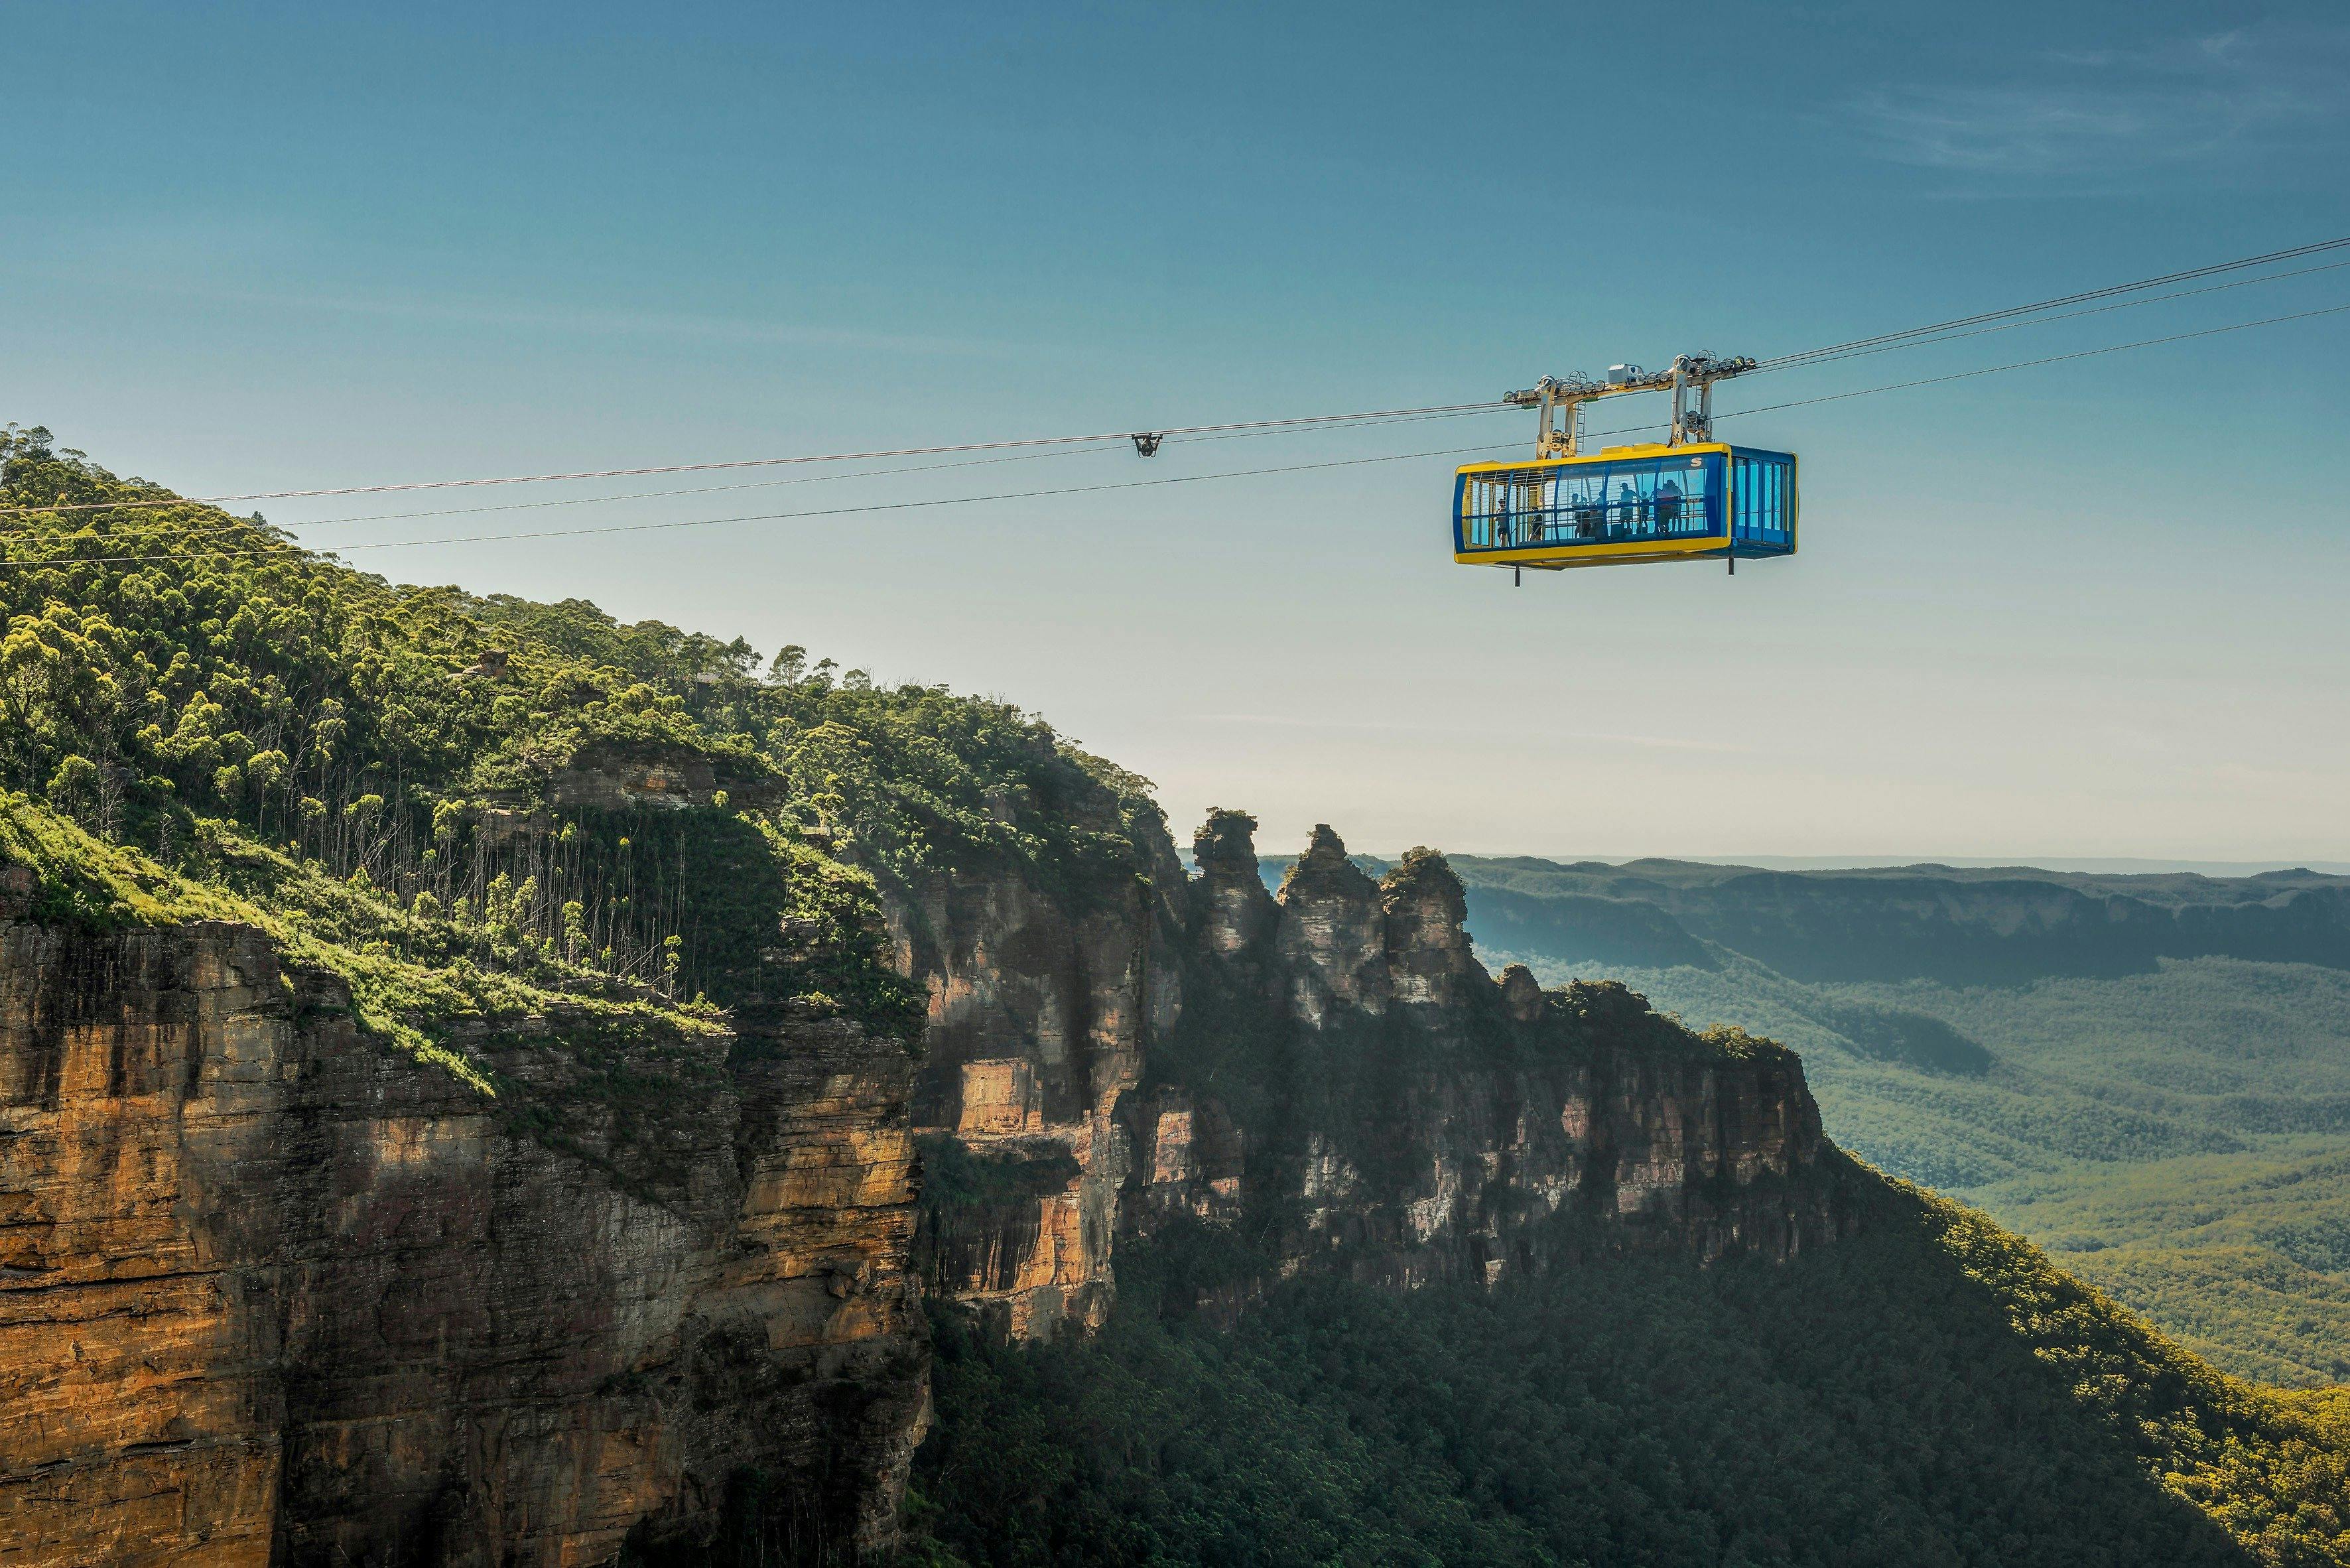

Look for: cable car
[1454,356,1796,576]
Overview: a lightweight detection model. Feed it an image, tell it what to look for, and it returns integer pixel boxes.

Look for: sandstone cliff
[906,813,1842,1335]
[0,804,1846,1565]
[0,917,923,1567]
[881,774,1189,1340]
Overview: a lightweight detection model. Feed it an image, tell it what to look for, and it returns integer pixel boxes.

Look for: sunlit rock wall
[887,799,1187,1337]
[0,920,923,1567]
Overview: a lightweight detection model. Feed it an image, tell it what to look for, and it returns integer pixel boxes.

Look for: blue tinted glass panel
[1722,448,1796,553]
[1457,452,1723,553]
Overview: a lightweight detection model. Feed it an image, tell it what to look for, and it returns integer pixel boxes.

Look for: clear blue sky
[8,1,2349,862]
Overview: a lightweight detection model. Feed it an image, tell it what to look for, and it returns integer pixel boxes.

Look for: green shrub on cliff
[0,786,247,929]
[0,790,736,1092]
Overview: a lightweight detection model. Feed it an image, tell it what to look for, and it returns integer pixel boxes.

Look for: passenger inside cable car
[1452,444,1795,570]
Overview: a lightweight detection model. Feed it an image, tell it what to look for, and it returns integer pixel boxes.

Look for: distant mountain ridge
[1541,860,2350,883]
[1409,852,2350,1386]
[1260,855,2350,986]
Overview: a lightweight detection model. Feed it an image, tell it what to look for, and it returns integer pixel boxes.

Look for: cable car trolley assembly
[1455,354,1796,580]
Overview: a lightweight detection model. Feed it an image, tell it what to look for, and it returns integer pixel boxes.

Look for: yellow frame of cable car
[1451,442,1797,570]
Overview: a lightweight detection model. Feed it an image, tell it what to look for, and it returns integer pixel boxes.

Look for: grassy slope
[0,787,728,1098]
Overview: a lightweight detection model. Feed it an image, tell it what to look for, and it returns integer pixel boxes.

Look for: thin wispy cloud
[1851,24,2349,188]
[97,274,1029,358]
[3,219,1031,359]
[1194,712,1753,753]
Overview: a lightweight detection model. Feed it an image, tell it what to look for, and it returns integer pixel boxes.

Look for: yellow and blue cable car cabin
[1456,355,1796,576]
[1453,442,1797,569]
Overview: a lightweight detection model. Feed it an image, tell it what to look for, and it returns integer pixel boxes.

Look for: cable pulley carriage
[1455,353,1797,580]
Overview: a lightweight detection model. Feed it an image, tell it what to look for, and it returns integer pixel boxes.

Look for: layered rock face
[910,815,1843,1333]
[1136,824,1836,1289]
[886,830,1184,1337]
[1275,824,1390,1026]
[0,804,1850,1564]
[0,920,923,1567]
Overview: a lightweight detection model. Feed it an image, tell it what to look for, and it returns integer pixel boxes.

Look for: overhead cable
[0,440,1530,569]
[11,295,2349,571]
[1744,255,2350,376]
[6,237,2347,539]
[1754,235,2350,371]
[0,400,1513,517]
[285,407,1507,531]
[1724,299,2350,422]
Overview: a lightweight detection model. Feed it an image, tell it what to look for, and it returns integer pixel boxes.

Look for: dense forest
[913,1178,2350,1567]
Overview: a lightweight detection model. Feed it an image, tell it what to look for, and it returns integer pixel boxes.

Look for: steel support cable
[7,237,2347,529]
[132,441,1132,537]
[0,400,1514,517]
[0,441,1532,569]
[0,407,1514,553]
[12,295,2349,572]
[14,293,2350,572]
[1402,298,2350,444]
[1413,300,2350,439]
[281,408,1509,531]
[1720,299,2350,424]
[1744,255,2350,378]
[1752,236,2350,371]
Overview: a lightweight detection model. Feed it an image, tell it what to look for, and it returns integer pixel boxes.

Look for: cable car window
[1455,451,1729,553]
[1727,450,1794,545]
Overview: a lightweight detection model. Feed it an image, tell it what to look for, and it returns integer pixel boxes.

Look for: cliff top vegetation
[0,424,1172,1062]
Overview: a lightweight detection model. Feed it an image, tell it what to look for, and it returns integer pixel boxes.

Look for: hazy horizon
[1199,836,2350,880]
